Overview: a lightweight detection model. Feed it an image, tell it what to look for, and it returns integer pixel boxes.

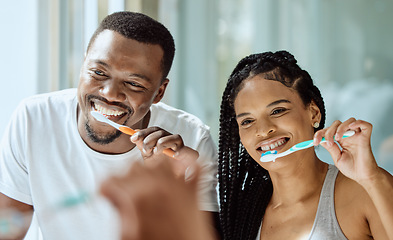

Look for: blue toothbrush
[260,130,355,162]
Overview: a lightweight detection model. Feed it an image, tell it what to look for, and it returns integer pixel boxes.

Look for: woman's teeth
[260,139,286,151]
[94,103,125,117]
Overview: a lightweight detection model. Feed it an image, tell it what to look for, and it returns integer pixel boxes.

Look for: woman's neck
[267,153,329,207]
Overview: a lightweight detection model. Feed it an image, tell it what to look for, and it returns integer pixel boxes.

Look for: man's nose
[99,81,126,103]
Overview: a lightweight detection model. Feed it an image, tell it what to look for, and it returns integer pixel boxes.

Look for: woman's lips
[256,137,289,154]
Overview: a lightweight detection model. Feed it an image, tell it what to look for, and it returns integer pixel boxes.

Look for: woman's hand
[130,127,199,177]
[313,118,379,184]
[315,118,393,239]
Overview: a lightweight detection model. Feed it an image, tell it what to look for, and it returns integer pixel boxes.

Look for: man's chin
[85,122,122,145]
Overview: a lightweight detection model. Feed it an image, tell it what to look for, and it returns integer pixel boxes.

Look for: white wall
[0,1,39,137]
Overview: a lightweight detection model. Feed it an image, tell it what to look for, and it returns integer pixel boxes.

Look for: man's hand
[130,127,199,177]
[100,158,215,240]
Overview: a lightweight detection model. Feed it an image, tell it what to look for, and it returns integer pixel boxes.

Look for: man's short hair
[87,11,175,79]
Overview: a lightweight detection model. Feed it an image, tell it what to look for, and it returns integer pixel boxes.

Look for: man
[0,11,218,239]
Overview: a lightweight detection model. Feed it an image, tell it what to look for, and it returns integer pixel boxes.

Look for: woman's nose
[255,119,276,137]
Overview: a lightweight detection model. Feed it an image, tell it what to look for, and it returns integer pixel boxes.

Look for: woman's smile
[256,137,289,154]
[234,76,316,163]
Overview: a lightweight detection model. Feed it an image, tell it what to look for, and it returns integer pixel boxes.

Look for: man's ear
[153,78,169,104]
[309,100,321,126]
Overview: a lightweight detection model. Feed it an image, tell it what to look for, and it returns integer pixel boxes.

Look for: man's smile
[89,97,131,123]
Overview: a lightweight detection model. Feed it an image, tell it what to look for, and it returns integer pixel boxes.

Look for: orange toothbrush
[90,111,175,158]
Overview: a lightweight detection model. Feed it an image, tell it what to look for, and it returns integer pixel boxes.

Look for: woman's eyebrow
[236,99,291,119]
[236,112,250,119]
[266,99,291,108]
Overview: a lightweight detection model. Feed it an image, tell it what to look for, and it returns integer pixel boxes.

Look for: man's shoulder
[150,102,216,153]
[151,102,210,132]
[24,88,76,102]
[20,88,77,108]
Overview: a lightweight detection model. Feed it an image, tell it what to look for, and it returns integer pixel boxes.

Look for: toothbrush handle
[320,130,355,143]
[119,126,137,135]
[163,148,176,158]
[118,126,176,159]
[291,130,355,151]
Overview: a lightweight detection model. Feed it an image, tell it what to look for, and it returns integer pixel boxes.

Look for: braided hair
[218,50,326,239]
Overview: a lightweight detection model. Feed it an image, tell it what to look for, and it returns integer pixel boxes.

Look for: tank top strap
[308,164,347,240]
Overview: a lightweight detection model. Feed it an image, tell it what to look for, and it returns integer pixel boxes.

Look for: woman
[102,50,393,240]
[218,50,393,239]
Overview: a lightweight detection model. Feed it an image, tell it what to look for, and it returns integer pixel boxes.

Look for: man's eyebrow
[93,60,110,68]
[128,73,151,82]
[235,99,291,119]
[91,60,151,82]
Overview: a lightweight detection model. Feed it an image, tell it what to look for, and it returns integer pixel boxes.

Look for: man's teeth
[260,139,286,151]
[94,103,125,116]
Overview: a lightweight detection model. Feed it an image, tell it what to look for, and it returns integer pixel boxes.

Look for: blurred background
[1,0,392,173]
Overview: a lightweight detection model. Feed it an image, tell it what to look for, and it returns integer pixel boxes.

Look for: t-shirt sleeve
[0,101,33,205]
[189,130,219,212]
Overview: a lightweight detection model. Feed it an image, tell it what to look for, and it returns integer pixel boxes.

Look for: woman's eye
[240,119,253,126]
[271,108,286,115]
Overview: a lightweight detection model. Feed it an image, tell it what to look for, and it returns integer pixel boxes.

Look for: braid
[218,50,325,239]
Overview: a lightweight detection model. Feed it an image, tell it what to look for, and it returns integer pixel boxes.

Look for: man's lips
[91,100,128,123]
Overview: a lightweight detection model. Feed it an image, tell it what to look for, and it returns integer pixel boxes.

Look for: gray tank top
[256,164,347,239]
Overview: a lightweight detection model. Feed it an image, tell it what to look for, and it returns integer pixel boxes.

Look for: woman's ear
[308,100,321,127]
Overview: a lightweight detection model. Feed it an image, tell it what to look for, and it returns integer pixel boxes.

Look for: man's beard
[84,95,133,144]
[85,119,122,145]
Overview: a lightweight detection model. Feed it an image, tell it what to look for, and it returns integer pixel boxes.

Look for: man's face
[77,30,168,153]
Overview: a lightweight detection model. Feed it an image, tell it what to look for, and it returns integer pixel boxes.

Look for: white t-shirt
[0,89,219,240]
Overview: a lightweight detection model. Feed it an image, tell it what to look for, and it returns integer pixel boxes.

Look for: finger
[130,127,166,143]
[335,117,356,141]
[348,119,373,138]
[155,134,184,154]
[313,128,326,146]
[142,130,169,155]
[320,141,342,166]
[131,131,165,157]
[324,120,342,146]
[130,130,153,156]
[130,136,148,156]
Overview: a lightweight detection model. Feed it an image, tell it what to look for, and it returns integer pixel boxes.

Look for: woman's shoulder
[335,170,370,204]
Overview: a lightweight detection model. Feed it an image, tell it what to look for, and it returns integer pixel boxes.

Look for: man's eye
[127,82,140,87]
[126,81,146,91]
[94,70,105,76]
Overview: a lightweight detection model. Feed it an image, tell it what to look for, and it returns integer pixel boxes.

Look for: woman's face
[233,75,320,166]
